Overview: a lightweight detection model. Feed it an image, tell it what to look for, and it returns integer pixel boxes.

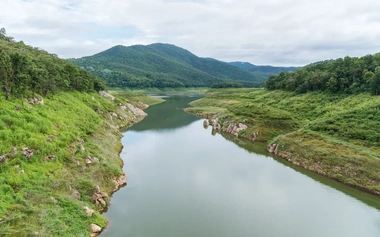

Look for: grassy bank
[186,88,380,196]
[0,91,162,236]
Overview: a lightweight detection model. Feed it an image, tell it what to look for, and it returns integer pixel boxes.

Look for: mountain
[229,61,299,77]
[69,44,267,88]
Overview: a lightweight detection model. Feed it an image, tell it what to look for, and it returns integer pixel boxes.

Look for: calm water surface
[102,96,380,237]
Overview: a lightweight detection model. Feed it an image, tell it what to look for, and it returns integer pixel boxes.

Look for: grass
[0,91,157,236]
[187,88,380,195]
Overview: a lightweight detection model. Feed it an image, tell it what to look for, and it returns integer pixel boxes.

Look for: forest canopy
[264,53,380,95]
[0,28,105,100]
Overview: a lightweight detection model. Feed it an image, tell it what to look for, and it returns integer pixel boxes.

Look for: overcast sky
[1,0,380,66]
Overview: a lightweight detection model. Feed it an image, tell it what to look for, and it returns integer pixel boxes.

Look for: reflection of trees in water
[205,125,380,212]
[130,96,201,131]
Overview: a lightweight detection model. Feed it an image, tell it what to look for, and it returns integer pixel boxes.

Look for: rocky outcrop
[112,175,127,192]
[90,224,102,236]
[28,96,44,105]
[203,119,209,127]
[223,122,248,137]
[21,148,34,159]
[86,156,99,164]
[203,118,221,132]
[83,206,95,217]
[125,103,147,117]
[267,143,279,155]
[92,186,108,211]
[99,91,115,101]
[203,118,249,138]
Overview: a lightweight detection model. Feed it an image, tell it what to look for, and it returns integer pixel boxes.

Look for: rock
[71,190,81,200]
[77,138,85,144]
[19,169,24,174]
[44,153,55,162]
[136,101,149,109]
[46,137,53,142]
[203,119,209,127]
[125,103,147,117]
[79,145,85,151]
[14,164,20,168]
[117,175,127,186]
[21,148,34,159]
[267,143,279,154]
[110,112,118,118]
[99,91,115,101]
[0,155,6,163]
[84,206,95,217]
[90,224,102,233]
[86,158,92,164]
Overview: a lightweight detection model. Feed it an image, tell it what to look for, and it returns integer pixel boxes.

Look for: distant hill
[229,61,299,77]
[69,44,267,88]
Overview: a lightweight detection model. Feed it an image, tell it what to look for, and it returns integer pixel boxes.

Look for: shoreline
[88,94,162,237]
[185,107,380,198]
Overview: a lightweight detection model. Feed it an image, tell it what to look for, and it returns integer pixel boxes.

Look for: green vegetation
[265,53,380,95]
[229,61,299,77]
[68,43,266,89]
[211,82,243,88]
[187,88,380,196]
[0,29,105,100]
[0,29,163,236]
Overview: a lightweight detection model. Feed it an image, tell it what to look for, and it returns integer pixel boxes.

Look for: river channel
[101,96,380,237]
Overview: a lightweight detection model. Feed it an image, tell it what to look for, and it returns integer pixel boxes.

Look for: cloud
[1,0,380,66]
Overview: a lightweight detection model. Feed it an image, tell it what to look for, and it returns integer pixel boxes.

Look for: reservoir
[102,96,380,237]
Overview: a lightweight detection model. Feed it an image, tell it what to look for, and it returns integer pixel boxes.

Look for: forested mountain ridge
[69,43,267,88]
[264,53,380,95]
[0,29,105,100]
[229,61,299,77]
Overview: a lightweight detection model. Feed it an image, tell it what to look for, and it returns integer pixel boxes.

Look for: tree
[0,49,13,99]
[369,67,380,96]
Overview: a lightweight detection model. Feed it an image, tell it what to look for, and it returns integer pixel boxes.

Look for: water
[102,96,380,237]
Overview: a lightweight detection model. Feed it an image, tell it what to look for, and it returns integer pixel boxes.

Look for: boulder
[125,103,147,117]
[267,143,279,154]
[99,91,115,101]
[84,206,95,217]
[91,224,102,233]
[203,119,209,127]
[21,148,34,159]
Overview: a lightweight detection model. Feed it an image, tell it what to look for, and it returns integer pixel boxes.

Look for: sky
[1,0,380,66]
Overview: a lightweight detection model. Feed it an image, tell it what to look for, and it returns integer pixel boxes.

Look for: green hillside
[265,53,380,95]
[0,30,105,98]
[186,88,380,196]
[69,43,267,88]
[229,61,299,77]
[0,29,163,236]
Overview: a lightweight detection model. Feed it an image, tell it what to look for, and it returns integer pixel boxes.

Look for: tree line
[0,28,105,100]
[265,53,380,95]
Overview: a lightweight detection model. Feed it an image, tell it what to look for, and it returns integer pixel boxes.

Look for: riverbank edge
[89,95,164,237]
[184,107,380,197]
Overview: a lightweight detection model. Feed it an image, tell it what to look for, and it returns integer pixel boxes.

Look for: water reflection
[129,96,200,131]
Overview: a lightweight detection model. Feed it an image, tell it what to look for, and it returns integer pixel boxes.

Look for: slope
[229,61,299,77]
[69,44,266,88]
